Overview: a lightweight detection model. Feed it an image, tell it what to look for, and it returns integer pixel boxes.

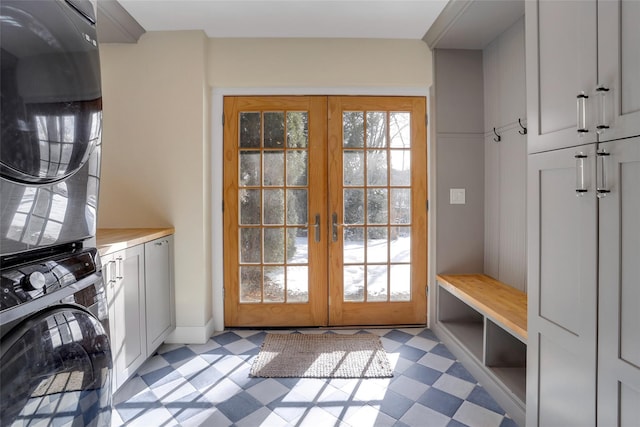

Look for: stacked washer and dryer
[0,0,112,425]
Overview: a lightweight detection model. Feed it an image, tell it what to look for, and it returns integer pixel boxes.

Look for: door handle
[313,214,321,243]
[332,212,339,242]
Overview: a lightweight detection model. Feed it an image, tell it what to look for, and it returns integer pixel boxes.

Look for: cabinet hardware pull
[577,92,589,134]
[115,257,123,280]
[575,153,588,196]
[332,212,339,242]
[596,150,611,198]
[595,86,610,134]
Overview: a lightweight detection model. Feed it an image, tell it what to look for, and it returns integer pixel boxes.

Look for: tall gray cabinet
[526,0,640,425]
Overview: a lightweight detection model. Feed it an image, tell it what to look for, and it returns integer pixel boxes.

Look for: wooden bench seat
[436,274,528,342]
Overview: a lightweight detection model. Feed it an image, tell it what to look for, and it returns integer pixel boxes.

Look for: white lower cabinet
[103,235,175,391]
[144,235,175,356]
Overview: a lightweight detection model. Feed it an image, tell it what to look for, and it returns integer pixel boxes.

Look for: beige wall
[99,31,212,338]
[208,38,432,87]
[99,32,432,342]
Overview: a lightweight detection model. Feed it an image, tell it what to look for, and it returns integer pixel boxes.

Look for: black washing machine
[0,244,112,426]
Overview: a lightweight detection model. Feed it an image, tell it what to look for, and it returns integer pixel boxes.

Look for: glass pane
[264,266,285,302]
[344,189,364,224]
[390,189,411,224]
[264,227,284,263]
[286,150,308,186]
[239,151,260,186]
[367,265,388,301]
[343,112,364,148]
[286,189,307,225]
[344,265,365,302]
[287,112,308,148]
[344,151,364,186]
[287,266,309,302]
[390,265,411,301]
[390,226,411,263]
[264,112,285,148]
[344,227,365,263]
[390,150,411,186]
[240,228,260,263]
[287,227,308,264]
[390,112,411,148]
[240,266,261,302]
[263,189,284,225]
[240,189,260,225]
[367,150,387,185]
[366,112,387,148]
[240,112,260,148]
[367,189,388,224]
[367,227,388,263]
[263,151,284,186]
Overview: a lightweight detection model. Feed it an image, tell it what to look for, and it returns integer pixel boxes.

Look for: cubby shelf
[436,274,527,406]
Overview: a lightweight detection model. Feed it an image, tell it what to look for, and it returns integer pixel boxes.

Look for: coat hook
[518,118,528,135]
[493,127,501,142]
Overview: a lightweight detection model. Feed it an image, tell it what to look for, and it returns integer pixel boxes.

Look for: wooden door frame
[211,87,431,332]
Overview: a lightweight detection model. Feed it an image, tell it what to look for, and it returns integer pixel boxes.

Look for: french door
[223,96,427,327]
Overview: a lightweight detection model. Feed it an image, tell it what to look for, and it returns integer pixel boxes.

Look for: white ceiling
[116,0,449,39]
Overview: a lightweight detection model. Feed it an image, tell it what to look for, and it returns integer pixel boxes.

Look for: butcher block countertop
[96,228,174,256]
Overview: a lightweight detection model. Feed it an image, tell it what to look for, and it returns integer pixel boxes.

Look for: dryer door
[0,306,112,427]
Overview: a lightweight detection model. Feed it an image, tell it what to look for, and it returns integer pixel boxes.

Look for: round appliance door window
[0,0,102,184]
[0,306,112,427]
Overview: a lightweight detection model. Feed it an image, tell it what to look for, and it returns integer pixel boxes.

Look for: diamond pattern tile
[112,328,519,426]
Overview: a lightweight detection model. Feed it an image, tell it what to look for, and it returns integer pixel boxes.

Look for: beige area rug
[250,333,394,379]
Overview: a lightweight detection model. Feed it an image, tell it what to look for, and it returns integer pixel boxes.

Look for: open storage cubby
[485,319,527,402]
[436,274,527,406]
[437,285,484,361]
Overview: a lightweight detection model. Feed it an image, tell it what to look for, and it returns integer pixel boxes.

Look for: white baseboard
[164,317,217,345]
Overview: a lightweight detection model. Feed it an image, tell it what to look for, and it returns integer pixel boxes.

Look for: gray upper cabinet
[527,0,640,154]
[526,0,598,153]
[597,1,640,142]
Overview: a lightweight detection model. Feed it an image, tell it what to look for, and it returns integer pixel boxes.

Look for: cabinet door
[107,245,146,391]
[597,138,640,426]
[144,235,175,355]
[526,0,598,153]
[526,145,598,427]
[598,1,640,142]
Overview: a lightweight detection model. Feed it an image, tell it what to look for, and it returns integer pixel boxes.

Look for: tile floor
[111,328,517,427]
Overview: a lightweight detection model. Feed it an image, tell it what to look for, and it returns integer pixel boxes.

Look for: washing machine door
[0,306,112,426]
[0,0,101,185]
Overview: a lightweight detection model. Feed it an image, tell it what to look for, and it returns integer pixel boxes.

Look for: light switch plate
[450,188,466,205]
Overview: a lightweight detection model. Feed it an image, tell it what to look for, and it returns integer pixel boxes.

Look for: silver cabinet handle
[595,85,611,134]
[107,260,117,286]
[115,256,123,280]
[577,92,589,134]
[332,212,339,242]
[154,239,169,246]
[596,149,611,198]
[575,152,588,196]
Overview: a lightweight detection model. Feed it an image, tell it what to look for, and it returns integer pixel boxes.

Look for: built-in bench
[435,274,527,408]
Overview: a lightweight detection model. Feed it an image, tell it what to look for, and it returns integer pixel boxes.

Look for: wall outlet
[450,188,466,205]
